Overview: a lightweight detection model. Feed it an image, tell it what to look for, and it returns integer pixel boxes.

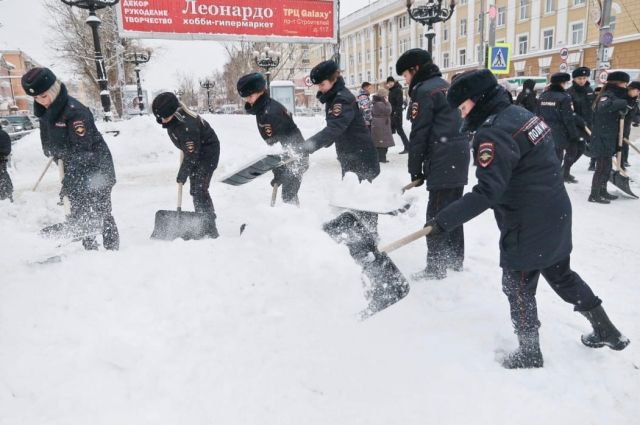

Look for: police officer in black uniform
[22,67,119,250]
[152,92,220,238]
[237,73,309,205]
[0,123,12,202]
[429,69,629,368]
[589,71,631,203]
[386,76,409,153]
[514,79,537,113]
[566,67,596,171]
[537,72,582,183]
[395,49,470,279]
[304,60,380,183]
[622,81,640,168]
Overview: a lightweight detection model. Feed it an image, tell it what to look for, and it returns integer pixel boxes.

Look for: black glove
[176,175,187,185]
[616,144,622,153]
[410,173,425,187]
[270,177,281,187]
[425,219,443,236]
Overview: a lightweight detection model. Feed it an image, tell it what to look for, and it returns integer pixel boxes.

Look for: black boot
[588,188,610,204]
[588,159,596,171]
[563,168,578,183]
[600,185,618,201]
[579,305,630,351]
[102,215,120,250]
[501,332,544,369]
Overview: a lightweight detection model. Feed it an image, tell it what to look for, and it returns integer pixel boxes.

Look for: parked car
[0,118,21,141]
[4,115,36,132]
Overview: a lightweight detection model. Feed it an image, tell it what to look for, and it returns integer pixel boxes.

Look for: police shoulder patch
[477,142,495,168]
[410,102,419,120]
[264,123,273,137]
[185,141,196,153]
[331,103,343,117]
[73,120,86,137]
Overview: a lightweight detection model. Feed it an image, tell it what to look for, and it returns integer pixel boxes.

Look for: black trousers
[68,187,119,250]
[426,187,465,275]
[0,160,13,201]
[189,162,216,216]
[621,143,629,166]
[502,256,601,335]
[376,147,388,162]
[560,140,585,176]
[392,113,409,150]
[590,156,613,192]
[273,158,308,205]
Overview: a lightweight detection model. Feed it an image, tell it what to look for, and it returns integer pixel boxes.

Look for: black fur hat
[550,72,571,84]
[572,67,590,78]
[607,71,630,83]
[152,92,180,123]
[310,60,339,84]
[395,48,432,75]
[629,81,640,90]
[446,69,497,108]
[386,76,396,83]
[237,73,267,97]
[21,67,57,96]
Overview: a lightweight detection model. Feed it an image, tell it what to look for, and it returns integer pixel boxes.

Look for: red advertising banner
[116,0,337,43]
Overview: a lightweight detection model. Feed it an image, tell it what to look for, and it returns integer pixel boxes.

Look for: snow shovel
[150,183,212,240]
[624,137,640,155]
[608,119,638,199]
[323,212,413,318]
[219,154,292,186]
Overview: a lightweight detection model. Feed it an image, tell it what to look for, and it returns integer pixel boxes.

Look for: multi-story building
[0,50,41,114]
[308,0,640,92]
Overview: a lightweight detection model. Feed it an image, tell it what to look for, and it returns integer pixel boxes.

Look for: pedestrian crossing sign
[488,43,511,75]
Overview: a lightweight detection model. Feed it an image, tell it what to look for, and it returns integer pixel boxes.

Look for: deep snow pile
[0,115,638,425]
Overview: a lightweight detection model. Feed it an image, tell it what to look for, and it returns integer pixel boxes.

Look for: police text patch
[518,117,551,146]
[331,103,343,117]
[477,142,495,168]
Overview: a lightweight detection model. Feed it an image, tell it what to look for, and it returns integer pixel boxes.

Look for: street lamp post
[199,79,215,113]
[60,0,120,121]
[406,0,456,54]
[124,51,151,115]
[252,46,281,94]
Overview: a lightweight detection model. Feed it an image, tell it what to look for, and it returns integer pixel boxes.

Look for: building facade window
[443,26,449,41]
[460,19,467,37]
[543,29,554,50]
[518,34,529,55]
[497,7,506,26]
[358,52,362,64]
[520,0,530,20]
[574,0,585,5]
[477,44,484,62]
[367,71,371,82]
[545,0,554,13]
[459,49,466,66]
[540,66,550,76]
[459,0,468,4]
[367,51,371,63]
[571,22,584,44]
[443,53,450,68]
[379,47,382,60]
[358,73,362,84]
[379,68,383,79]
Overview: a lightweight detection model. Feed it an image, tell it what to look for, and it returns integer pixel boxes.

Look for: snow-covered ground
[0,115,638,425]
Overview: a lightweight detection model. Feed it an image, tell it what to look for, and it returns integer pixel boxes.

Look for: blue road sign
[488,43,511,75]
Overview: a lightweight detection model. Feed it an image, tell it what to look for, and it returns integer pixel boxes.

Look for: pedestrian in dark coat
[515,79,537,113]
[621,81,640,168]
[434,69,629,369]
[22,67,119,250]
[396,48,470,279]
[304,60,380,183]
[237,72,309,205]
[370,89,394,163]
[537,72,582,183]
[152,92,220,238]
[588,72,632,203]
[566,67,595,171]
[386,77,409,153]
[0,125,13,202]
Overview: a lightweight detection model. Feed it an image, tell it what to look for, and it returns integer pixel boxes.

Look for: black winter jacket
[567,82,595,131]
[163,109,221,184]
[515,89,537,113]
[537,84,579,149]
[35,84,116,195]
[590,85,629,158]
[388,82,405,118]
[436,86,572,271]
[407,64,469,190]
[0,127,10,160]
[306,77,380,182]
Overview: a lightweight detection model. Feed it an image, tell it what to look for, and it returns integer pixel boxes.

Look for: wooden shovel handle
[401,179,423,193]
[177,183,183,212]
[617,117,625,168]
[583,126,592,137]
[380,225,433,254]
[32,157,54,192]
[624,137,640,155]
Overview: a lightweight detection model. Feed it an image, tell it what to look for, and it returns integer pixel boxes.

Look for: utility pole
[479,0,485,67]
[596,0,613,81]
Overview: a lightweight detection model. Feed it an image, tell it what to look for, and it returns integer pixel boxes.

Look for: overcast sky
[0,0,372,92]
